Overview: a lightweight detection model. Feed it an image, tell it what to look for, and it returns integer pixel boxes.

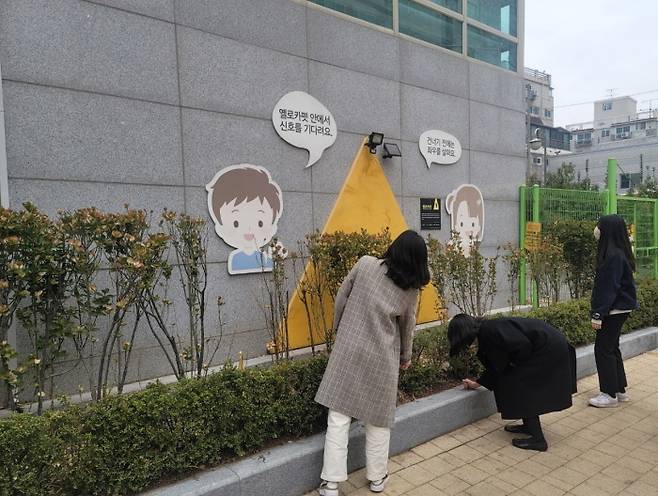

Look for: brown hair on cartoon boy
[208,167,281,225]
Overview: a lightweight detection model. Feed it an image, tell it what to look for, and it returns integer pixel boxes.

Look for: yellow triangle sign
[286,138,441,349]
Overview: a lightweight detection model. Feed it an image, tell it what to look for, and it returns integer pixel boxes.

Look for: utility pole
[543,130,548,182]
[585,159,589,178]
[640,154,644,182]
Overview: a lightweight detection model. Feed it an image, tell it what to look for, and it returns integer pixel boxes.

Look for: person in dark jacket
[589,214,638,408]
[448,315,577,452]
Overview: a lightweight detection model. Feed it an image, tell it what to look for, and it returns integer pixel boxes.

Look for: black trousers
[594,313,629,396]
[522,416,545,440]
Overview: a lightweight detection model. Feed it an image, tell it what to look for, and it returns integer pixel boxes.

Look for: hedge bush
[0,357,328,496]
[1,279,657,495]
[521,278,658,346]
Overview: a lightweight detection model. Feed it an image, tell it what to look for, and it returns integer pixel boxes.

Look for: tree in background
[543,163,598,191]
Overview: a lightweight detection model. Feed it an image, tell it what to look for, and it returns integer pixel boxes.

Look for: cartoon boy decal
[445,184,484,256]
[206,164,284,275]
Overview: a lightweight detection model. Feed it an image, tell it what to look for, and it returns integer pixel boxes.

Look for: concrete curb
[143,327,658,496]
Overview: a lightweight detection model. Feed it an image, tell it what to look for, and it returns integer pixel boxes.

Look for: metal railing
[519,159,658,306]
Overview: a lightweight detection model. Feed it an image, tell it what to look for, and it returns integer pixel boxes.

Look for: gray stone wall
[0,0,525,393]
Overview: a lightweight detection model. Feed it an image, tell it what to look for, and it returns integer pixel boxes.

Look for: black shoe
[504,424,530,435]
[512,437,548,452]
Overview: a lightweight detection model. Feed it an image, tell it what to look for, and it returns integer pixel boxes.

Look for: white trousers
[320,409,390,483]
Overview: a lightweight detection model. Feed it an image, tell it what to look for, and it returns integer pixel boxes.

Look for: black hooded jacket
[590,215,638,320]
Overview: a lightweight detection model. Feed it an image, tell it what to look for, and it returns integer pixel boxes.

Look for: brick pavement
[307,350,658,495]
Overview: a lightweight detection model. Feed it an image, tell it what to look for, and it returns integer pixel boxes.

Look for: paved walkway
[307,350,658,496]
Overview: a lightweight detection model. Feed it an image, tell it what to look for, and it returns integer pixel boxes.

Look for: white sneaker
[617,392,630,402]
[318,480,339,496]
[369,474,388,493]
[589,392,619,408]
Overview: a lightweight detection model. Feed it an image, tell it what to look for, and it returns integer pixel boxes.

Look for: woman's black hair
[596,214,635,271]
[447,313,481,357]
[381,230,430,290]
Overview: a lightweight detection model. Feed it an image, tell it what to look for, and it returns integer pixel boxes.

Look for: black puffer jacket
[590,247,638,320]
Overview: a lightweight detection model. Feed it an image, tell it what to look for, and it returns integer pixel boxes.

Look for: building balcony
[611,132,633,140]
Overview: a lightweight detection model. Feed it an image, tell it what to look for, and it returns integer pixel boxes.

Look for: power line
[555,89,658,109]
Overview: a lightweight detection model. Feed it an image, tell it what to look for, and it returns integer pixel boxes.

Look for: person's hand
[462,378,480,390]
[400,360,411,370]
[591,319,602,330]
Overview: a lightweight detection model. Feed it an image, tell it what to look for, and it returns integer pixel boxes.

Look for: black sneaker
[504,424,530,435]
[512,437,548,452]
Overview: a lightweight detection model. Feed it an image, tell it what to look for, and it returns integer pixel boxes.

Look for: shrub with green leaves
[0,356,328,496]
[543,220,597,299]
[0,282,657,495]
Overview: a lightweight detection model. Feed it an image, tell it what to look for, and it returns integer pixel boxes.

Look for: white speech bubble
[273,91,337,168]
[419,130,462,168]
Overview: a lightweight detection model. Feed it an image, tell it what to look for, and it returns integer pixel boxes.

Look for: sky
[524,0,658,128]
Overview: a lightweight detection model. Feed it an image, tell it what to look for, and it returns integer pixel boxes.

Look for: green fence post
[633,201,638,260]
[654,199,658,280]
[607,158,617,214]
[519,185,527,305]
[531,184,540,308]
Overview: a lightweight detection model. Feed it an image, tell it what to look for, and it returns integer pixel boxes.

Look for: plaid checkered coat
[315,256,419,428]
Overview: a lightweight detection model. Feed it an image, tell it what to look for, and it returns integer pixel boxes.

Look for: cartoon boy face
[216,197,277,255]
[206,165,283,274]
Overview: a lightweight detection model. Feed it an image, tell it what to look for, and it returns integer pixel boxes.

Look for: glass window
[637,122,646,130]
[577,132,591,143]
[309,0,393,29]
[601,129,610,137]
[399,0,463,53]
[620,174,630,189]
[467,25,517,71]
[428,0,462,13]
[467,0,517,36]
[544,109,552,118]
[602,101,613,111]
[620,173,641,189]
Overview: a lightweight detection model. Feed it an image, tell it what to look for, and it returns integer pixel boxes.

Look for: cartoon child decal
[206,164,284,275]
[445,184,484,256]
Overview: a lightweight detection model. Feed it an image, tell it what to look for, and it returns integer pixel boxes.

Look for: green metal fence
[519,159,658,306]
[618,197,658,279]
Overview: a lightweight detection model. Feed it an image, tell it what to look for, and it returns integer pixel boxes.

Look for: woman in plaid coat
[315,230,430,496]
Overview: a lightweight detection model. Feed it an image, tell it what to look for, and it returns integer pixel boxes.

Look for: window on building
[309,0,393,29]
[544,109,552,118]
[531,106,540,114]
[428,0,462,13]
[637,122,647,130]
[616,126,631,135]
[601,129,610,137]
[620,173,641,190]
[602,101,613,111]
[576,132,591,144]
[399,0,462,52]
[467,25,517,71]
[467,0,517,36]
[533,157,542,165]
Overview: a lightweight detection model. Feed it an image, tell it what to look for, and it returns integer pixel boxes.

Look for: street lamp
[529,128,547,181]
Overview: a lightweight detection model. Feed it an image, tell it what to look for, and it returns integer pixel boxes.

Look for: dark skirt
[494,338,576,420]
